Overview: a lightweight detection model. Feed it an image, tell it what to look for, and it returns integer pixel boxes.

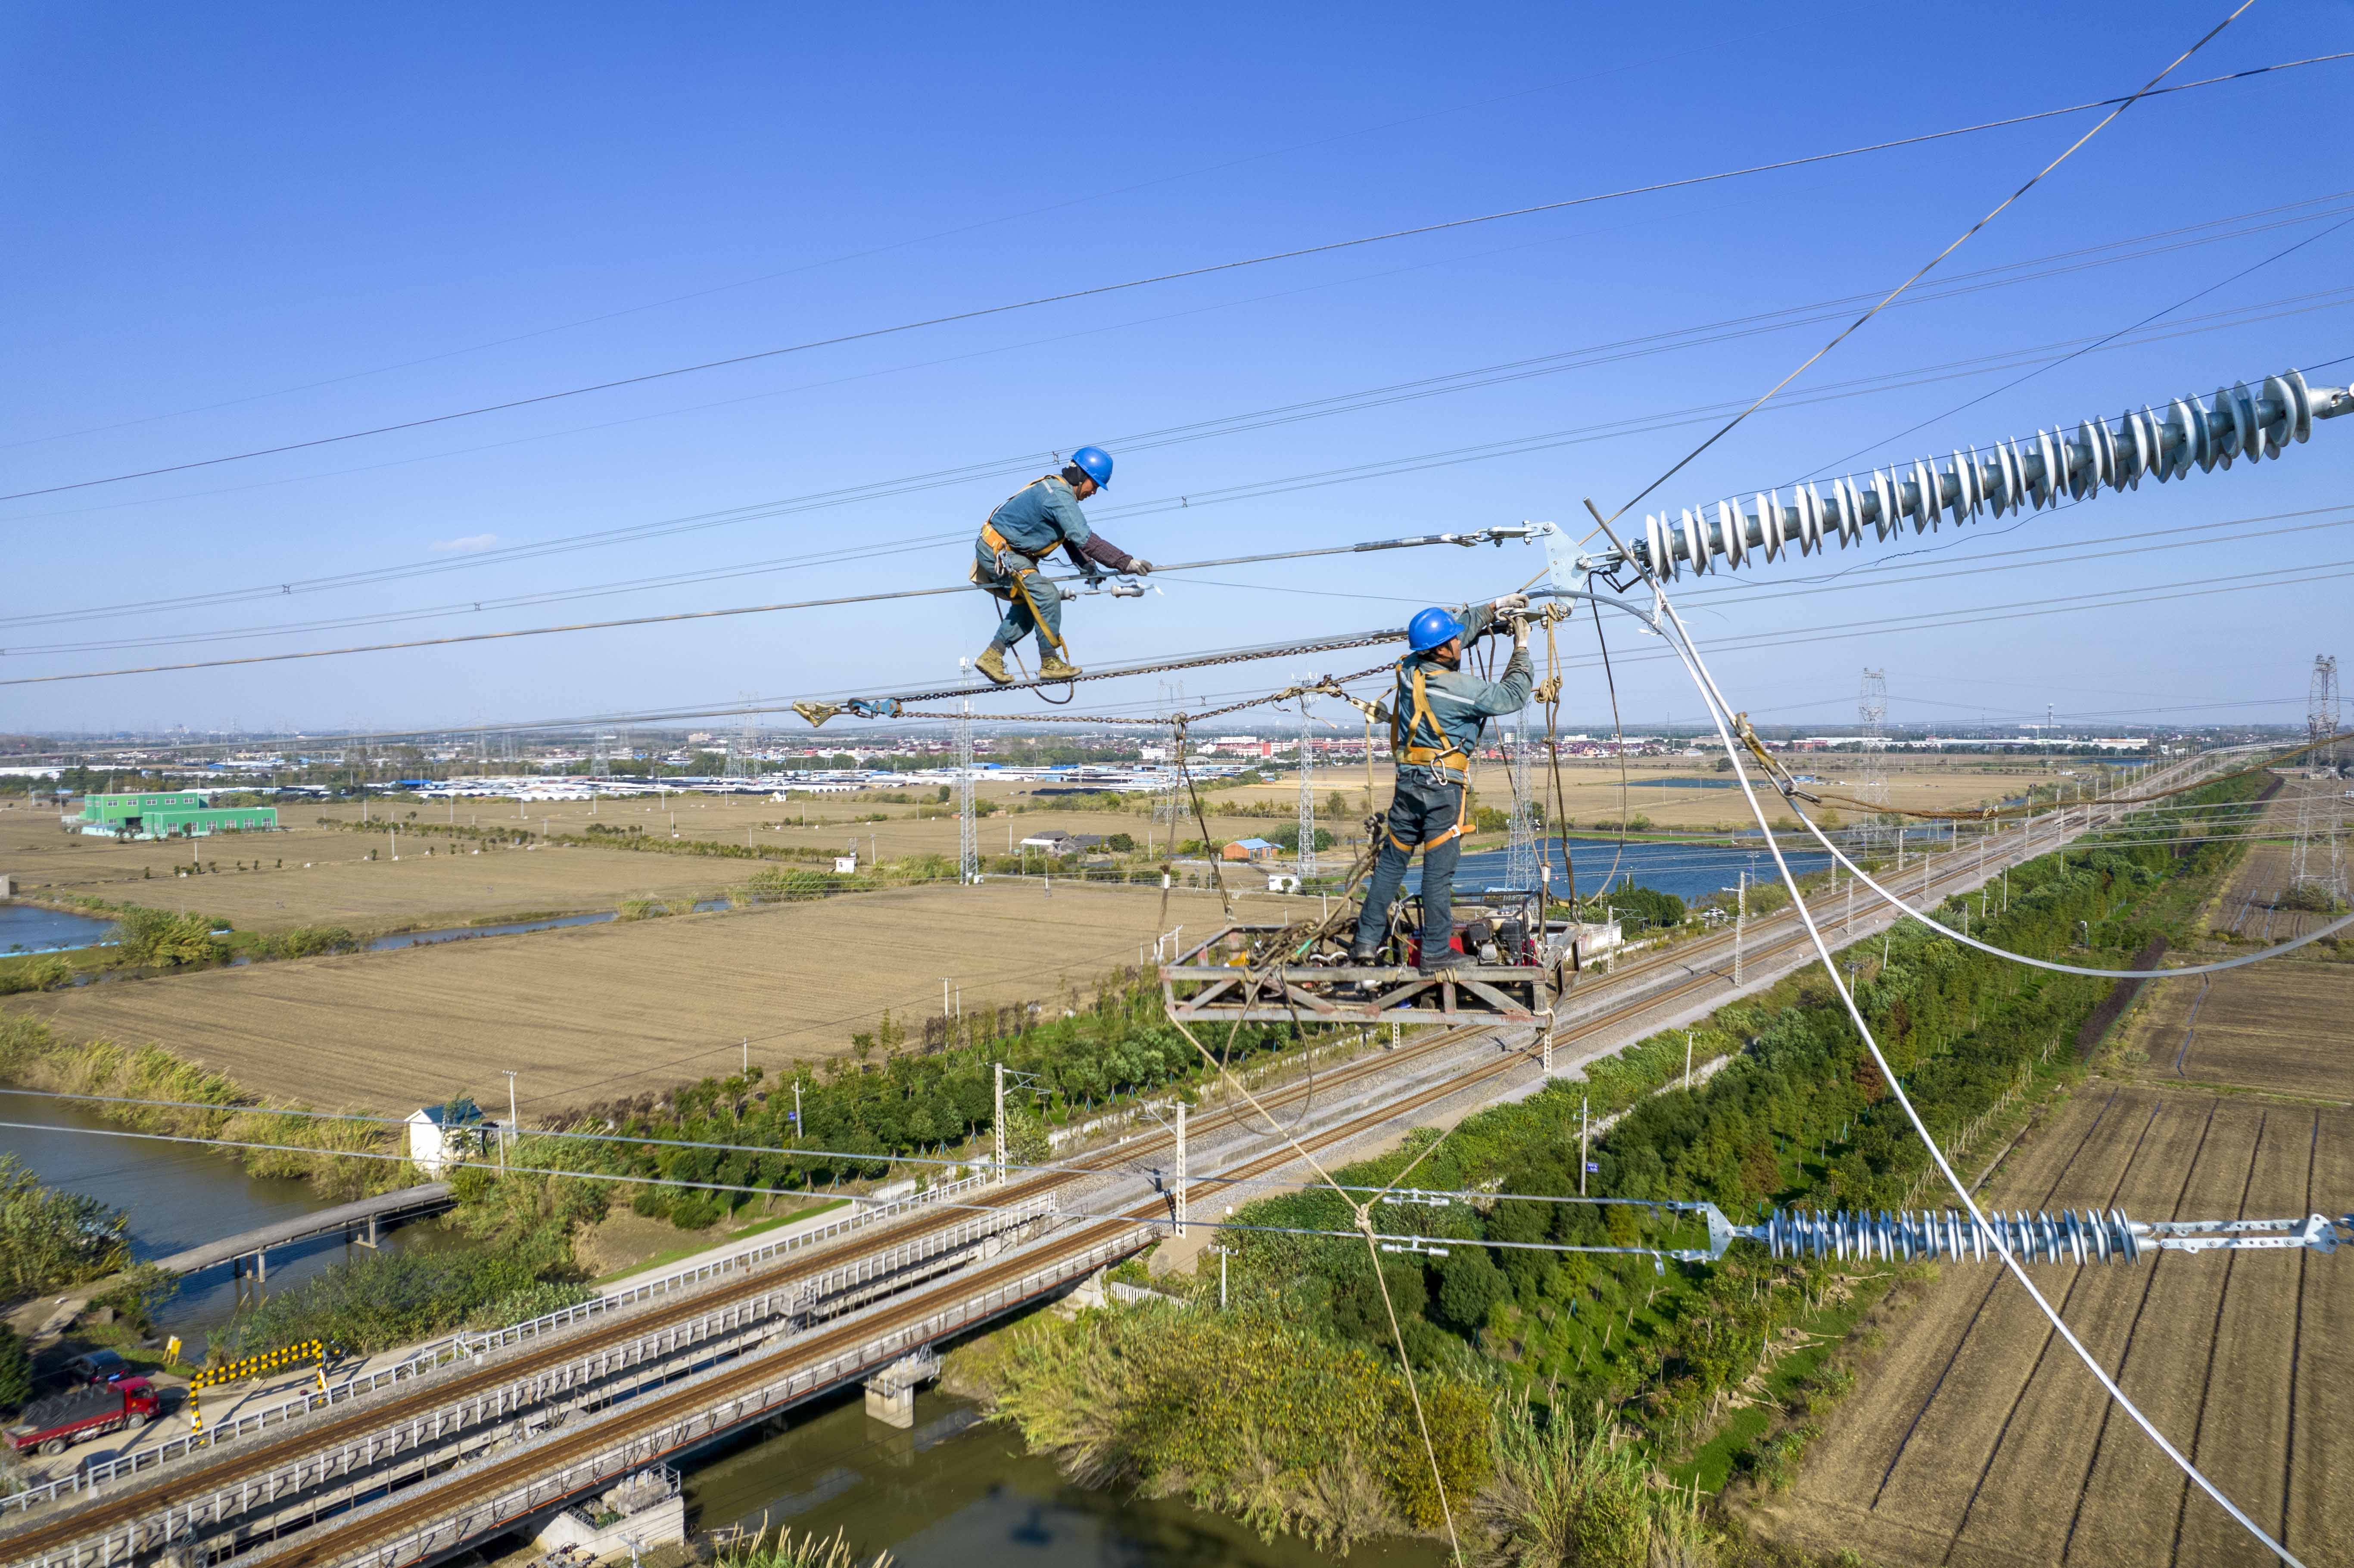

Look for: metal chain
[792,631,1407,725]
[882,662,1394,728]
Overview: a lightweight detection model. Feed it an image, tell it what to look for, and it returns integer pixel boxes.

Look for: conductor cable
[1,43,2332,506]
[1580,498,2307,1568]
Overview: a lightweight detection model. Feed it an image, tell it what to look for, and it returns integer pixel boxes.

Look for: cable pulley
[1604,369,2353,579]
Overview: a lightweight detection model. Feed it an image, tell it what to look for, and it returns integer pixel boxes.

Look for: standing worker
[970,446,1152,685]
[1350,594,1532,972]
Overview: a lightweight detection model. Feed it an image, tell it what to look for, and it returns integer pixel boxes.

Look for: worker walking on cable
[1351,594,1532,973]
[970,446,1152,685]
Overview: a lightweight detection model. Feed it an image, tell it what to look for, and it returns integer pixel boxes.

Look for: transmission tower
[1153,679,1185,855]
[1504,709,1540,892]
[1857,669,1890,849]
[1296,688,1317,879]
[2311,654,2342,769]
[956,659,978,885]
[590,732,609,780]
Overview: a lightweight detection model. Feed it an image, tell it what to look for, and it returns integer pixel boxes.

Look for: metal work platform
[1160,895,1582,1024]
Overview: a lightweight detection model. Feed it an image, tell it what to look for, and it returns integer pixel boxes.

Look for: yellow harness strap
[1389,665,1470,773]
[974,498,1069,654]
[1385,663,1473,852]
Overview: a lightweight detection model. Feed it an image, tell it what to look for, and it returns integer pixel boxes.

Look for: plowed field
[3,879,1262,1114]
[1754,1086,2354,1566]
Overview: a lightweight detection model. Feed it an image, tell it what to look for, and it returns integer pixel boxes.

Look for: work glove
[1491,592,1530,616]
[1512,617,1531,650]
[1129,559,1154,575]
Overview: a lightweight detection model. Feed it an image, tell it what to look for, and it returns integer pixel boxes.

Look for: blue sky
[4,2,2351,740]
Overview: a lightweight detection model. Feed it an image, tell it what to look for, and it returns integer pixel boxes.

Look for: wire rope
[18,189,2353,635]
[6,50,2340,507]
[1585,498,2309,1566]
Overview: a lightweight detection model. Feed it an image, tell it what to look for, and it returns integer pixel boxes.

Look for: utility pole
[1684,1030,1693,1091]
[1174,1101,1187,1237]
[994,1062,1007,1181]
[501,1070,518,1177]
[1579,1096,1589,1196]
[1733,870,1745,986]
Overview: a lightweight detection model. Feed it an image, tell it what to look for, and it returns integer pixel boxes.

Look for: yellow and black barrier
[188,1338,330,1434]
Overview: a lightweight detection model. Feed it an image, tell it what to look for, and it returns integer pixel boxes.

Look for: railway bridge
[0,788,2146,1568]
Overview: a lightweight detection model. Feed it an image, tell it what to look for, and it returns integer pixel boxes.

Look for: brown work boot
[973,647,1012,686]
[1038,653,1083,681]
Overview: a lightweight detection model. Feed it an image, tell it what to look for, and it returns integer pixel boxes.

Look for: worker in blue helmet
[1350,593,1533,973]
[970,446,1152,685]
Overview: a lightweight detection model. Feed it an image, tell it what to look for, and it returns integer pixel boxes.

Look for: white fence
[0,1172,997,1520]
[316,1227,1152,1568]
[9,1199,1059,1568]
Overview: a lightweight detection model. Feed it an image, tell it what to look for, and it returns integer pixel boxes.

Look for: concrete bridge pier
[863,1350,940,1429]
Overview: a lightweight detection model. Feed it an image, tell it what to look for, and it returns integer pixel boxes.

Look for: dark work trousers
[1352,769,1466,960]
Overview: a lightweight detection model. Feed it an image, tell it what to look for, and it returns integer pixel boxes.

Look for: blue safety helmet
[1407,606,1462,654]
[1069,445,1114,490]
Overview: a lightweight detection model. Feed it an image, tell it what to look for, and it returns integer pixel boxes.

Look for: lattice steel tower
[1504,710,1540,892]
[956,659,978,885]
[1858,669,1890,848]
[1296,686,1317,879]
[2311,654,2342,768]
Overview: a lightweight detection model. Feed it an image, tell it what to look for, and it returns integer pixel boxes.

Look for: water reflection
[0,1098,459,1338]
[688,1385,1444,1568]
[0,903,118,953]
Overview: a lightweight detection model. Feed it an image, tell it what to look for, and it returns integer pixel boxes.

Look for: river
[0,903,117,954]
[0,1099,461,1341]
[0,1111,1445,1568]
[686,1383,1445,1568]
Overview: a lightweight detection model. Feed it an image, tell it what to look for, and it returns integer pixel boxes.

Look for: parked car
[62,1350,132,1386]
[6,1379,159,1458]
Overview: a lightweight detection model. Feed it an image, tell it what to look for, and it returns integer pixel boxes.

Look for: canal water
[0,902,118,954]
[1,1106,1448,1568]
[685,1384,1445,1568]
[0,1098,460,1341]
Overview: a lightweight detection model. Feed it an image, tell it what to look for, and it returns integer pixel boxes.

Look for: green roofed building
[72,791,278,840]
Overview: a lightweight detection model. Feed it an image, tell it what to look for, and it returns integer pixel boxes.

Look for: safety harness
[1386,661,1473,852]
[971,481,1073,654]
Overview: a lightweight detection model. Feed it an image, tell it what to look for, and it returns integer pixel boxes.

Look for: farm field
[3,878,1273,1115]
[2113,777,2354,1102]
[1752,1083,2354,1567]
[1209,755,2068,833]
[0,806,753,936]
[2138,964,2354,1102]
[0,786,1291,935]
[0,754,2114,936]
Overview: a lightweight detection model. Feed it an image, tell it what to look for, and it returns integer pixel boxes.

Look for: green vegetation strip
[959,770,2265,1562]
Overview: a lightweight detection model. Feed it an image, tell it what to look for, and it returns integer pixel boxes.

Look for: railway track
[259,986,1747,1568]
[0,804,2069,1567]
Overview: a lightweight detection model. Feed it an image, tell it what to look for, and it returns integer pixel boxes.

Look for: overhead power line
[10,188,2349,636]
[0,529,1541,687]
[1600,0,2260,527]
[2,51,2343,507]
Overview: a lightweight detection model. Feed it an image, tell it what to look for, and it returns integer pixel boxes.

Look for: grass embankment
[0,964,1345,1351]
[962,773,2264,1565]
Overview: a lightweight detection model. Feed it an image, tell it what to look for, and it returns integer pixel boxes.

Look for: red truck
[6,1378,160,1457]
